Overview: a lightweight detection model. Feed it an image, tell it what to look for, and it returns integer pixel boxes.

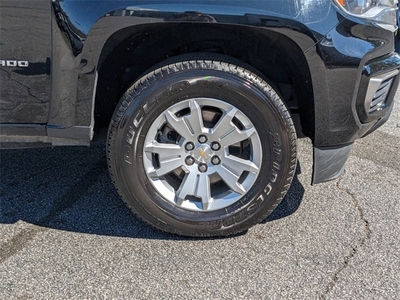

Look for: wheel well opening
[94,23,314,137]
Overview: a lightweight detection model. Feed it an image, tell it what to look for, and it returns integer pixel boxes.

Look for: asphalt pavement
[0,90,399,299]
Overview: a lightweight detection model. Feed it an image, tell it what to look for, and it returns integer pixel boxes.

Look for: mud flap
[312,143,354,184]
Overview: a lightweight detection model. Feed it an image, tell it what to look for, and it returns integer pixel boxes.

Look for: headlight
[334,0,398,25]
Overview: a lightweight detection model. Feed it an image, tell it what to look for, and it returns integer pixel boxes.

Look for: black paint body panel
[49,0,399,145]
[1,0,399,182]
[0,1,51,124]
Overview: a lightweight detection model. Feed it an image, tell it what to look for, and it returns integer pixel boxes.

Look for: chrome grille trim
[364,69,399,114]
[369,78,393,112]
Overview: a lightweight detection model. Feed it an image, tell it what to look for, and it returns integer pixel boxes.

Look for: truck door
[0,0,51,124]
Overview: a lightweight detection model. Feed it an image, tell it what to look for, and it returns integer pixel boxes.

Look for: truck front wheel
[107,54,297,237]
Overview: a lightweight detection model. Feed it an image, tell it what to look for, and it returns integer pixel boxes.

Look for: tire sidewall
[110,66,295,235]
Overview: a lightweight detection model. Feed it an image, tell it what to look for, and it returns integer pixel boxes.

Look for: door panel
[0,0,51,124]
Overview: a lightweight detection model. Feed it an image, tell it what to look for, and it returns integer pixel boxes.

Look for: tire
[107,54,297,237]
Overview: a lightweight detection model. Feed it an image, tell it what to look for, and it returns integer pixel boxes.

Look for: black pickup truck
[1,0,399,236]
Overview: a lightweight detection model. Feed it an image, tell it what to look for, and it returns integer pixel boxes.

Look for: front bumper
[356,53,400,137]
[312,52,400,184]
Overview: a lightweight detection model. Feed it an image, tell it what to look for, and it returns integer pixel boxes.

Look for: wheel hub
[192,144,213,164]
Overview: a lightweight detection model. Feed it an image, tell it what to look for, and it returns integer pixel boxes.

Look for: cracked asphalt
[1,91,399,299]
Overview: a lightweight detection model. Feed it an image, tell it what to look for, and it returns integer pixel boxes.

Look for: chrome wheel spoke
[223,155,259,175]
[164,110,193,141]
[215,165,246,195]
[196,174,212,210]
[212,107,256,146]
[176,170,197,201]
[184,99,204,135]
[144,142,183,157]
[220,126,256,147]
[212,107,238,140]
[148,157,183,178]
[145,142,184,177]
[164,99,204,140]
[176,172,212,210]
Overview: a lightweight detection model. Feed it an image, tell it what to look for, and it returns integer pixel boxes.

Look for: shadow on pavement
[264,163,304,223]
[0,142,304,240]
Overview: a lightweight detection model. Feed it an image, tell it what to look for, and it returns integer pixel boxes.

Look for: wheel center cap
[193,145,212,163]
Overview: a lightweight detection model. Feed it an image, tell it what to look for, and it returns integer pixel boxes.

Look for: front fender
[47,0,334,140]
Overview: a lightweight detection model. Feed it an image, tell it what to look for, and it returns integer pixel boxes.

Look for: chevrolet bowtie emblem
[199,149,207,159]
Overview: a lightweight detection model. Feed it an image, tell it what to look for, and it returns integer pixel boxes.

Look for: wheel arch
[49,1,335,145]
[92,22,316,139]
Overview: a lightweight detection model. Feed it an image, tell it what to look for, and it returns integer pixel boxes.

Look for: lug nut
[185,142,195,151]
[211,156,221,165]
[211,142,221,151]
[185,156,195,166]
[198,163,208,173]
[198,135,208,143]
